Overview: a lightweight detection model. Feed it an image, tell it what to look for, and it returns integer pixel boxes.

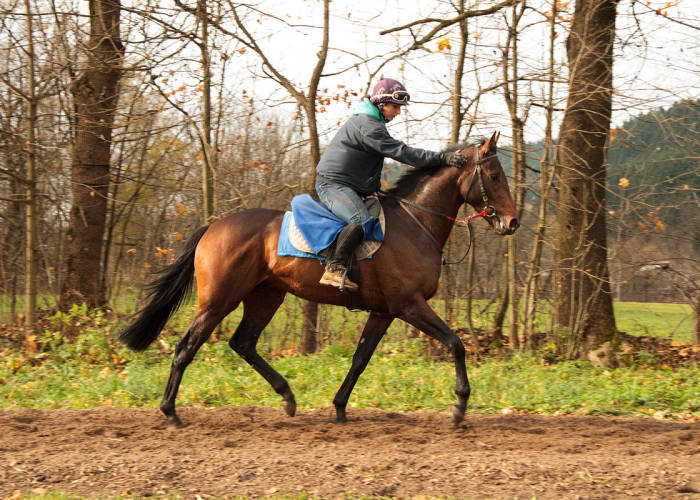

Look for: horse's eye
[490,173,499,182]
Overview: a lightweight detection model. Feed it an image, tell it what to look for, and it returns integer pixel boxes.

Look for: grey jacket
[316,99,442,195]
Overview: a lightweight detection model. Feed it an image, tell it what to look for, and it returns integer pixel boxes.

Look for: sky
[227,0,698,147]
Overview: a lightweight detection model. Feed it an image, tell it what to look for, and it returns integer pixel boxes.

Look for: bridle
[380,145,499,265]
[469,144,498,218]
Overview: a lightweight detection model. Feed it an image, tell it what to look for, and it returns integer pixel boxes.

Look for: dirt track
[1,406,698,499]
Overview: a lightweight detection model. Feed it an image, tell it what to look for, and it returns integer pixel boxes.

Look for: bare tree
[499,0,529,349]
[0,0,60,328]
[380,0,516,341]
[60,0,124,310]
[218,0,330,353]
[522,0,559,346]
[554,0,618,359]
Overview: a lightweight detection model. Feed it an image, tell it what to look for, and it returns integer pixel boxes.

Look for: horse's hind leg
[160,307,227,427]
[333,312,393,423]
[229,285,296,416]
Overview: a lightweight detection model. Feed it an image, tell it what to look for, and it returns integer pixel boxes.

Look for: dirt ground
[1,406,698,499]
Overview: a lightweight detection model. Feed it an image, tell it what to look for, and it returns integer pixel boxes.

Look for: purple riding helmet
[369,78,410,106]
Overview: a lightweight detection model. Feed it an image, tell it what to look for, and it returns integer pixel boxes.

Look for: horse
[119,131,519,427]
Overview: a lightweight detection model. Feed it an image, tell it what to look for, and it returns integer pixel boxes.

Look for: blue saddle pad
[277,194,383,258]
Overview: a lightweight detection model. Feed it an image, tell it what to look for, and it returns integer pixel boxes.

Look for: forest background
[0,0,698,361]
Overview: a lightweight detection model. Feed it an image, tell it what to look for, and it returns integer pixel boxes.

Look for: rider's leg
[315,180,370,292]
[315,179,370,224]
[319,222,364,291]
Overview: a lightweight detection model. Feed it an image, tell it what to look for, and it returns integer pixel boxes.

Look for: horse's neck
[405,168,463,248]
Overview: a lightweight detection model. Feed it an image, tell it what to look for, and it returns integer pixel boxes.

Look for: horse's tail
[119,225,210,351]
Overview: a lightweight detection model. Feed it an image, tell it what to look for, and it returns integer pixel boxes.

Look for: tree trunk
[298,0,330,354]
[502,1,527,350]
[465,227,476,332]
[61,0,123,310]
[507,236,520,349]
[300,300,319,354]
[299,104,323,354]
[522,0,558,346]
[492,256,508,336]
[694,283,699,346]
[554,0,618,358]
[23,0,39,329]
[441,0,469,332]
[198,0,215,224]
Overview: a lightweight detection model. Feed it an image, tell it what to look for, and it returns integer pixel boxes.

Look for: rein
[381,145,498,265]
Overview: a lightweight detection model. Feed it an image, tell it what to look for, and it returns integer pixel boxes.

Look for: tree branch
[380,0,517,37]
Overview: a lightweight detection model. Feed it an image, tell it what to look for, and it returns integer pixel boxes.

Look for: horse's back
[198,208,283,252]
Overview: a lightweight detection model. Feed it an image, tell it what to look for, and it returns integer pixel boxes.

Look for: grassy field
[1,296,697,421]
[1,308,697,418]
[613,301,694,341]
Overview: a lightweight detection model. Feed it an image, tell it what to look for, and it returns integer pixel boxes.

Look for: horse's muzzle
[496,216,519,235]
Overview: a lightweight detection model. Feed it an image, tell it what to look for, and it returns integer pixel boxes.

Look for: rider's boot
[319,222,364,292]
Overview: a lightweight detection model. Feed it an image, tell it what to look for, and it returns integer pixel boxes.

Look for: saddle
[277,194,385,260]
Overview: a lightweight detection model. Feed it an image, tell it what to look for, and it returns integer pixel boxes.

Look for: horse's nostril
[509,219,519,231]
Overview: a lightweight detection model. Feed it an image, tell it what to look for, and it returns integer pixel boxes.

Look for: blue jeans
[315,179,370,225]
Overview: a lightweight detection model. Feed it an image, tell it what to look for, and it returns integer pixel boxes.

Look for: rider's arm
[361,123,442,168]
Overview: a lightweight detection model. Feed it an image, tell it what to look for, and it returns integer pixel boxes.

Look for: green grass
[613,301,693,341]
[2,293,695,345]
[1,321,697,418]
[1,299,696,421]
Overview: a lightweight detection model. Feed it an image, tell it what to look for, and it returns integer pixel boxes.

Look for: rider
[315,78,467,292]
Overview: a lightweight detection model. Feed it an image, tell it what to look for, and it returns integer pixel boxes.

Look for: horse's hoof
[451,405,465,426]
[282,399,296,417]
[167,414,184,428]
[334,406,347,424]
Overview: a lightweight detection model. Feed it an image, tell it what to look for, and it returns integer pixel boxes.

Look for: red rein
[447,210,489,224]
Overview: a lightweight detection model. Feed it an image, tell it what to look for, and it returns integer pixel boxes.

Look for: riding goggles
[375,91,410,102]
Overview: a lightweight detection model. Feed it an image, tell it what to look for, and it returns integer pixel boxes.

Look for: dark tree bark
[60,0,123,309]
[554,0,618,357]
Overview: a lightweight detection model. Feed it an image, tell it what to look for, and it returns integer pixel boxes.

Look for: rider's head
[370,78,410,122]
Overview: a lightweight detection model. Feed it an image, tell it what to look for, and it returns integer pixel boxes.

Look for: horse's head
[457,131,519,235]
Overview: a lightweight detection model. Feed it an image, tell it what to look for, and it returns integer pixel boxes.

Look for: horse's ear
[486,131,500,151]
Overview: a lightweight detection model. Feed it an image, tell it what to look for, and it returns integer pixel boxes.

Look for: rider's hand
[440,151,467,168]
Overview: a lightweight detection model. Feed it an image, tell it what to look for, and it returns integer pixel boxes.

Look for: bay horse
[119,131,518,427]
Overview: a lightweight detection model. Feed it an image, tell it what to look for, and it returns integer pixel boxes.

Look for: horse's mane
[383,136,487,198]
[443,135,487,153]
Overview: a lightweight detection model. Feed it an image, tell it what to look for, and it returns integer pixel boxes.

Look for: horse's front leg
[400,299,470,425]
[333,312,394,423]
